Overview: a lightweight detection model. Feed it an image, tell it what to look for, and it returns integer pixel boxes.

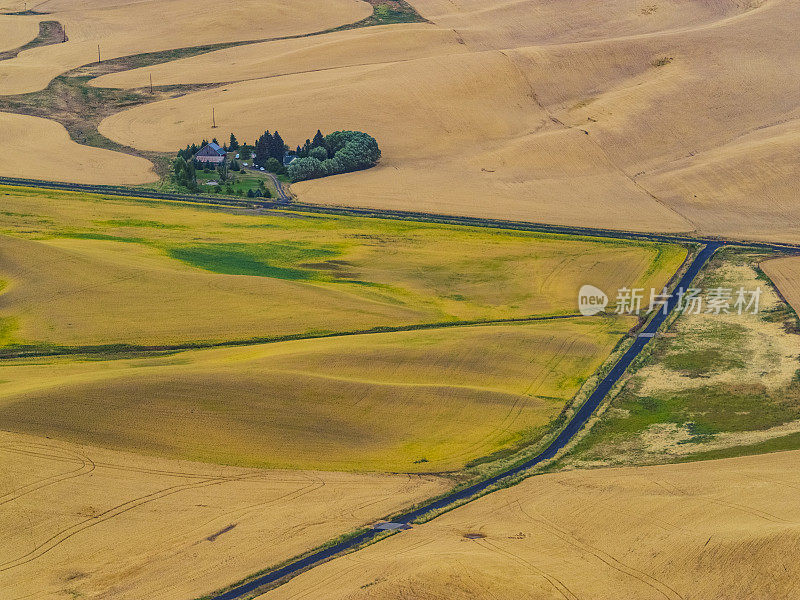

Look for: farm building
[194,142,226,164]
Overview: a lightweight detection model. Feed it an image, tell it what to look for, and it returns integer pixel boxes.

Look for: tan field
[760,255,800,316]
[0,0,371,94]
[0,317,633,472]
[264,449,800,600]
[0,186,685,346]
[92,0,800,242]
[0,430,447,600]
[408,0,760,48]
[0,14,39,52]
[0,112,156,183]
[91,23,469,89]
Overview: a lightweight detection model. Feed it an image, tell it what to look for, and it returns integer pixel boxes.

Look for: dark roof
[196,142,226,157]
[283,155,297,166]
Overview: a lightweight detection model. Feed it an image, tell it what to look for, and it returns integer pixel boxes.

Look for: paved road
[1,176,798,252]
[210,242,722,600]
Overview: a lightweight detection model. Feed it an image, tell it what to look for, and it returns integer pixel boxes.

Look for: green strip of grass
[54,231,146,243]
[166,241,341,280]
[95,218,187,229]
[679,431,800,462]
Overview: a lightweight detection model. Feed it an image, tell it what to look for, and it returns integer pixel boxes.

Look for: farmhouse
[194,142,226,164]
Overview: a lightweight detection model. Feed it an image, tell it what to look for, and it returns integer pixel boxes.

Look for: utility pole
[97,44,101,65]
[212,106,217,128]
[149,73,153,94]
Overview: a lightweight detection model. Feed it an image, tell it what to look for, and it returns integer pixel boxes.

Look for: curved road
[210,242,723,600]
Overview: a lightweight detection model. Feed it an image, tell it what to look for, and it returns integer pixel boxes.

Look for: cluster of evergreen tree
[172,157,198,192]
[294,130,327,158]
[176,143,200,161]
[288,131,381,182]
[253,131,287,167]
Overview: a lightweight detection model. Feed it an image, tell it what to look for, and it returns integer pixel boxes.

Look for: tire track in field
[514,500,684,600]
[0,442,266,480]
[658,477,792,525]
[0,442,95,505]
[475,537,580,600]
[0,473,263,573]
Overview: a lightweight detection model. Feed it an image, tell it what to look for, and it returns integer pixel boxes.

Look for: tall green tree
[311,129,325,150]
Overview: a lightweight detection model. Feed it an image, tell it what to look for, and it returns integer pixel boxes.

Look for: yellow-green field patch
[0,186,686,347]
[0,317,634,472]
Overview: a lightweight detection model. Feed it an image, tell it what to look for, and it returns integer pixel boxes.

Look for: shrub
[309,146,328,161]
[264,157,285,174]
[289,131,380,182]
[287,157,327,182]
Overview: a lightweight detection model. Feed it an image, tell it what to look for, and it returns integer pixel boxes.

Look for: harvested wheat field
[0,430,447,600]
[761,255,800,315]
[93,0,800,242]
[264,449,800,600]
[0,14,39,52]
[0,112,155,183]
[0,186,684,346]
[91,23,469,89]
[0,316,633,472]
[0,0,370,94]
[408,0,759,48]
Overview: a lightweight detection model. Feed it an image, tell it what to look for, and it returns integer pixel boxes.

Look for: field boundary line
[0,314,586,360]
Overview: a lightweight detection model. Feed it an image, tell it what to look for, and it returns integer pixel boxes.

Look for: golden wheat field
[0,14,38,52]
[761,255,800,315]
[89,0,800,241]
[264,449,800,600]
[0,186,684,346]
[0,0,370,94]
[0,317,633,472]
[0,430,447,600]
[90,23,468,89]
[0,112,156,184]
